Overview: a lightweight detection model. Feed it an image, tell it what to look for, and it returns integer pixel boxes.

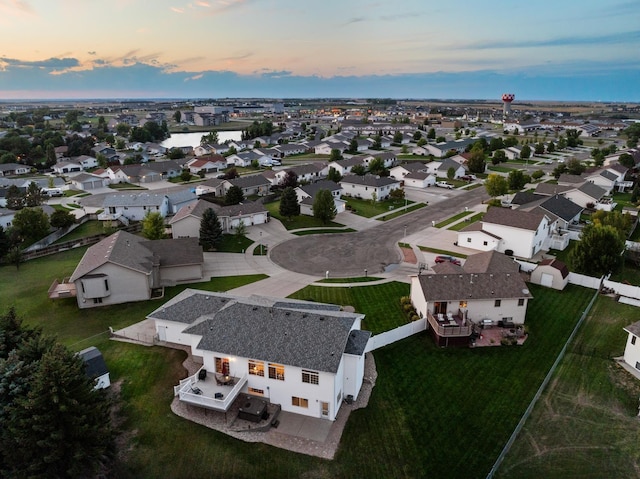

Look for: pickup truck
[435,181,454,189]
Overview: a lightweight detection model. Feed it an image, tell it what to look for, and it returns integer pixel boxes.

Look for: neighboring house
[530,258,570,290]
[274,143,308,157]
[389,162,436,188]
[105,161,182,184]
[0,163,30,177]
[422,138,477,158]
[410,250,532,346]
[434,157,467,179]
[623,320,640,374]
[186,155,227,175]
[73,155,99,170]
[458,207,552,259]
[52,161,82,174]
[295,180,346,216]
[69,231,204,309]
[273,162,328,185]
[564,182,608,209]
[314,141,350,155]
[0,208,15,228]
[224,175,271,197]
[166,189,198,215]
[195,178,226,197]
[226,150,272,168]
[363,152,397,169]
[340,174,401,201]
[169,199,269,237]
[327,156,367,176]
[149,290,371,421]
[69,172,109,191]
[77,346,110,390]
[99,192,170,222]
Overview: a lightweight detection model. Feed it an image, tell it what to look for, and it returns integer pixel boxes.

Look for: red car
[434,255,461,266]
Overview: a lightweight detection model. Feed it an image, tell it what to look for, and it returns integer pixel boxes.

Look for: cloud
[184,73,204,81]
[195,1,210,6]
[88,51,97,56]
[0,56,80,69]
[343,16,366,25]
[0,0,35,16]
[258,70,292,79]
[218,52,253,61]
[170,6,184,13]
[457,30,640,50]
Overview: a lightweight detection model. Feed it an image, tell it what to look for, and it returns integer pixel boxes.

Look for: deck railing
[427,312,473,337]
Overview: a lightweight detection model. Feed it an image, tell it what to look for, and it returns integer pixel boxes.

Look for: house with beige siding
[69,231,204,309]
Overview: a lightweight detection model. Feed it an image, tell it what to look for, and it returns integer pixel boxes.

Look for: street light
[364,269,368,278]
[403,224,407,241]
[260,231,263,255]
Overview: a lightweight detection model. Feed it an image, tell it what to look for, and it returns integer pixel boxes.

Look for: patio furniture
[198,369,207,380]
[215,374,225,386]
[190,386,202,395]
[214,392,223,399]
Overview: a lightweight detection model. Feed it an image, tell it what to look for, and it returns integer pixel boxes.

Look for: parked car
[434,255,461,266]
[460,174,477,182]
[436,181,454,189]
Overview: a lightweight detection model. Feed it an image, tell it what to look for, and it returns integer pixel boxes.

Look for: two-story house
[340,174,401,201]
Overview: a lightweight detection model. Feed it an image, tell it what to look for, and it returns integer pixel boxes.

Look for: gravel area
[170,347,378,459]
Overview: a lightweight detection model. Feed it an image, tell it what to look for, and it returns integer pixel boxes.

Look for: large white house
[99,192,170,222]
[295,180,346,216]
[457,207,552,259]
[149,290,371,421]
[623,320,640,375]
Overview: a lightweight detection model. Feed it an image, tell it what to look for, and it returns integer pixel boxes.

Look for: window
[268,363,285,381]
[302,370,319,385]
[248,387,264,396]
[467,238,472,243]
[215,357,230,375]
[459,300,467,309]
[483,241,488,246]
[494,299,501,307]
[93,298,103,304]
[248,360,265,377]
[292,396,308,408]
[337,391,342,405]
[518,298,525,306]
[104,279,109,292]
[632,336,637,345]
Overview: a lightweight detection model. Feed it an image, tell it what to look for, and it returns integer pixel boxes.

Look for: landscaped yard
[497,295,640,479]
[435,210,475,228]
[2,248,629,478]
[447,212,484,231]
[343,196,416,218]
[52,220,114,244]
[264,200,344,229]
[216,233,254,253]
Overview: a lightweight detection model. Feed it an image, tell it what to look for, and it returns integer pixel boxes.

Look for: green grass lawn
[216,233,254,253]
[109,183,147,190]
[417,246,468,259]
[448,212,484,231]
[292,228,356,235]
[264,200,344,229]
[52,220,113,244]
[497,295,640,479]
[343,197,414,218]
[435,210,475,228]
[289,282,410,334]
[316,276,383,283]
[382,202,426,220]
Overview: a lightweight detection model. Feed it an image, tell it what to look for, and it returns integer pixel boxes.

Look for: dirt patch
[400,247,417,264]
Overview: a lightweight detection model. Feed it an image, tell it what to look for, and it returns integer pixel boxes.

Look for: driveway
[270,187,489,277]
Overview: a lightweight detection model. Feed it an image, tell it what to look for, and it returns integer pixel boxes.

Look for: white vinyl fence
[365,318,426,352]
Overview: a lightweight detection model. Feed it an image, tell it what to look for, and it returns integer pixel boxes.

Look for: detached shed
[530,258,569,290]
[77,346,110,390]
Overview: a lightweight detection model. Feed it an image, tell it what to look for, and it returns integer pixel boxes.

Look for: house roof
[538,195,583,221]
[577,182,606,200]
[149,290,366,373]
[72,172,104,183]
[510,191,548,206]
[143,238,203,267]
[70,231,153,281]
[77,346,109,379]
[344,330,371,356]
[557,173,585,184]
[462,250,520,274]
[608,163,628,174]
[340,174,400,188]
[415,272,532,302]
[534,182,573,196]
[538,258,569,278]
[102,193,167,207]
[284,162,327,176]
[482,206,547,232]
[598,170,618,182]
[300,180,341,197]
[395,161,428,173]
[624,320,640,337]
[165,189,197,206]
[169,199,267,224]
[228,174,270,189]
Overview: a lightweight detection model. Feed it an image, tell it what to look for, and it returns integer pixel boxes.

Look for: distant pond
[160,130,242,149]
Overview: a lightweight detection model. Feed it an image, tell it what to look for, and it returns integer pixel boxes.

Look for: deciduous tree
[12,207,50,245]
[141,211,166,240]
[313,189,337,224]
[484,174,509,198]
[50,210,75,229]
[570,224,625,276]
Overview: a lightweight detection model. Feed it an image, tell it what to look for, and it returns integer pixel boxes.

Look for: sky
[0,0,638,101]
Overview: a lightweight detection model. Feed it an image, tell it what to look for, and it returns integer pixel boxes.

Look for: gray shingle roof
[102,193,167,207]
[577,182,606,200]
[482,206,547,232]
[148,290,366,373]
[416,272,532,302]
[624,320,640,337]
[228,174,270,189]
[77,346,109,379]
[340,174,400,188]
[300,180,341,197]
[462,251,520,274]
[344,330,371,355]
[534,183,573,196]
[143,237,203,267]
[538,195,583,221]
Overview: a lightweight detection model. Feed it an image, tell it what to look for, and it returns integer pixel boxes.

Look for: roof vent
[285,312,290,316]
[252,307,257,311]
[319,317,325,321]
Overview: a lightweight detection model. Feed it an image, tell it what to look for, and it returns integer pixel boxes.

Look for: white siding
[624,333,640,372]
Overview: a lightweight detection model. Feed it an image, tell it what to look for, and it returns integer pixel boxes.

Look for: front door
[321,401,329,418]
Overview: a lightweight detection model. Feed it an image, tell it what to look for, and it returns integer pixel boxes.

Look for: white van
[44,188,63,197]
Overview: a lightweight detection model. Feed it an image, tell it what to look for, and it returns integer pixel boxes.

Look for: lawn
[1,249,616,478]
[52,220,114,244]
[418,246,468,259]
[109,183,147,190]
[343,196,415,218]
[435,210,475,228]
[448,212,485,231]
[293,228,356,236]
[497,295,640,478]
[216,233,254,253]
[289,281,411,334]
[316,276,383,283]
[264,200,344,229]
[382,202,426,220]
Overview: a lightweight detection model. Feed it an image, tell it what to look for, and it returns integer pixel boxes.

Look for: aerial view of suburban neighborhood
[1,1,639,479]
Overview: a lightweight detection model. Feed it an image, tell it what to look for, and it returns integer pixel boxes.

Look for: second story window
[302,370,319,385]
[268,363,285,381]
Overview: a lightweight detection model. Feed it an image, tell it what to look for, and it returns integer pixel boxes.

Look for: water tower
[501,93,515,117]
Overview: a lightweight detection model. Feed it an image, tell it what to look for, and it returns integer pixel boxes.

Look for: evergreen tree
[0,225,10,262]
[199,208,223,250]
[5,185,24,210]
[141,211,166,240]
[279,187,300,220]
[225,185,244,205]
[327,167,342,183]
[313,189,337,224]
[0,309,114,479]
[25,182,45,207]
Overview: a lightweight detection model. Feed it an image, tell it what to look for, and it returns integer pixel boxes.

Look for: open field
[497,296,640,478]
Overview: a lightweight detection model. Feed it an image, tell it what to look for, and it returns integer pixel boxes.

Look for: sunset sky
[0,0,638,100]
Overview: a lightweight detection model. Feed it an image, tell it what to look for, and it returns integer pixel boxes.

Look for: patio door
[215,357,230,375]
[434,302,447,315]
